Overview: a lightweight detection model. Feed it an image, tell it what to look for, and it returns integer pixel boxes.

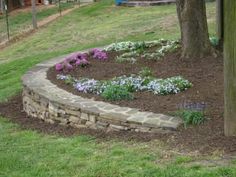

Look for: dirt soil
[1,50,236,154]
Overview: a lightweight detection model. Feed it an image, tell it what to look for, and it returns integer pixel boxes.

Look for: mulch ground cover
[1,50,236,154]
[1,94,236,154]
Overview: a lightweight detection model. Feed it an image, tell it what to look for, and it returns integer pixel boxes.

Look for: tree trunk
[224,1,236,136]
[176,0,214,58]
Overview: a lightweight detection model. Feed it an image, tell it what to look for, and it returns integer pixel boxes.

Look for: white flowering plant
[104,39,179,63]
[141,40,179,61]
[57,74,192,98]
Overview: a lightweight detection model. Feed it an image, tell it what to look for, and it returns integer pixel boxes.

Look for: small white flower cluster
[116,51,138,64]
[146,76,191,95]
[57,74,192,96]
[111,75,146,91]
[104,41,146,52]
[57,74,70,80]
[144,39,168,48]
[111,75,192,95]
[142,40,179,60]
[104,40,179,63]
[73,78,101,94]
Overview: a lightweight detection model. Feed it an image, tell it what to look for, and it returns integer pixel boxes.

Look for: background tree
[224,1,236,136]
[176,0,215,58]
[216,0,223,42]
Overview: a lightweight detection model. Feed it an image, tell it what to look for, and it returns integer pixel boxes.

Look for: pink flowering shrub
[55,62,73,72]
[55,49,108,72]
[90,48,108,61]
[55,52,89,72]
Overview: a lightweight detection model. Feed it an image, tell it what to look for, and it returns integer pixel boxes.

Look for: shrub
[101,85,133,101]
[175,110,205,128]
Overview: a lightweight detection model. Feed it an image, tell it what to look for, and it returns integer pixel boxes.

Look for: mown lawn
[1,1,235,176]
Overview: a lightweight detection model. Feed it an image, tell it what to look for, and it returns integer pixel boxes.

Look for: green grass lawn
[1,1,235,176]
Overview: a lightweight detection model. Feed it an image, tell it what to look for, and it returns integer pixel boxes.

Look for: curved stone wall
[22,53,182,133]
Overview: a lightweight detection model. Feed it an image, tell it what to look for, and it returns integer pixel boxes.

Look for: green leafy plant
[64,75,75,85]
[210,37,219,47]
[101,85,133,101]
[135,41,147,54]
[139,67,154,77]
[175,110,205,128]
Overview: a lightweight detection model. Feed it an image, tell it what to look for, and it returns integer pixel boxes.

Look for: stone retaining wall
[22,54,182,133]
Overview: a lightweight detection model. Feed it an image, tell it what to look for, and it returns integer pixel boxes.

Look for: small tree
[176,0,215,58]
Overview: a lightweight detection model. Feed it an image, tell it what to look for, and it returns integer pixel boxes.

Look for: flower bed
[47,40,197,114]
[22,39,223,133]
[52,40,191,99]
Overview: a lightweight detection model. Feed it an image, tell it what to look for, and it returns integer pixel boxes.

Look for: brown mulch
[1,94,236,155]
[1,50,236,154]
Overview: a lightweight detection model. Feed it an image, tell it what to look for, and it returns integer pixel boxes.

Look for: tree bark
[224,1,236,136]
[176,0,214,58]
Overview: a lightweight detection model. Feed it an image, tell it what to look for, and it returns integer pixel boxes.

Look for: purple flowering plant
[55,49,108,72]
[90,48,108,61]
[55,52,89,72]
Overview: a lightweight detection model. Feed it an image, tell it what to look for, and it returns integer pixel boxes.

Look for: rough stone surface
[22,53,182,133]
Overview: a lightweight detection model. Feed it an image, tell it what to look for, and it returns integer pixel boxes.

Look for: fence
[0,0,83,44]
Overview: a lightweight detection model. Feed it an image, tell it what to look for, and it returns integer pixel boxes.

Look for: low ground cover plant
[139,67,154,77]
[106,39,180,62]
[57,74,192,99]
[101,85,134,101]
[174,110,205,128]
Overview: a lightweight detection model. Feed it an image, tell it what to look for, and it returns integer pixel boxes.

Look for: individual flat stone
[99,112,129,123]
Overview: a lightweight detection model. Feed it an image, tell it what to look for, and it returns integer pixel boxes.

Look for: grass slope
[1,1,235,176]
[0,3,74,42]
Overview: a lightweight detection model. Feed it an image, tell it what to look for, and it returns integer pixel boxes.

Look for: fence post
[4,0,9,40]
[31,0,37,29]
[58,0,62,16]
